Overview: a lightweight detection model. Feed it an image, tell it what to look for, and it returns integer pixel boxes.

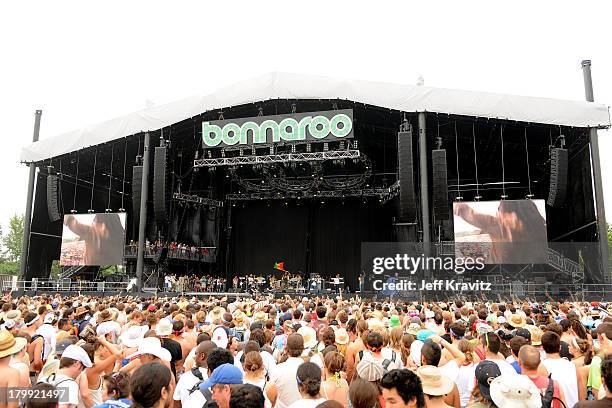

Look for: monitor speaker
[432,149,449,221]
[547,148,568,208]
[46,175,62,222]
[398,129,416,221]
[132,166,143,234]
[153,146,169,224]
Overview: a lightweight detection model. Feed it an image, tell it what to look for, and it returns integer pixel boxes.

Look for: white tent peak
[20,71,610,163]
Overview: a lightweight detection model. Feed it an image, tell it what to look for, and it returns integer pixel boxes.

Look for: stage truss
[194,150,361,168]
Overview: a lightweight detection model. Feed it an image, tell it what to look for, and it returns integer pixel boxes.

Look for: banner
[60,213,127,266]
[202,109,353,148]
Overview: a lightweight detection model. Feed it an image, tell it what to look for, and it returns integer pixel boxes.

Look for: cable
[107,144,114,211]
[472,123,481,200]
[90,147,98,212]
[524,127,533,198]
[454,121,462,200]
[72,152,79,213]
[120,138,127,211]
[500,123,507,199]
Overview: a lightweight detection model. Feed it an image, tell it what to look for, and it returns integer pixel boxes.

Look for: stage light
[88,209,94,213]
[105,208,112,213]
[306,143,312,153]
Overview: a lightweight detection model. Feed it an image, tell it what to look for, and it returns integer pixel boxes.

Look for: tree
[3,214,24,263]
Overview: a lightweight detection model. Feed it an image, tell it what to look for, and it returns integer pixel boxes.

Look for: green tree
[3,214,24,263]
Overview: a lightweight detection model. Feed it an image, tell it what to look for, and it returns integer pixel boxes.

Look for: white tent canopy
[20,71,611,163]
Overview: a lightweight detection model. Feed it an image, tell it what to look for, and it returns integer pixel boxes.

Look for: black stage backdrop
[232,201,393,289]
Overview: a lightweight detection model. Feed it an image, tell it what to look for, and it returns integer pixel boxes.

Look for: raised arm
[64,215,93,240]
[454,203,499,235]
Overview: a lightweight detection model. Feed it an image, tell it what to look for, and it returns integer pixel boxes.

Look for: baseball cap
[62,345,93,368]
[475,361,501,401]
[514,328,531,342]
[200,363,243,390]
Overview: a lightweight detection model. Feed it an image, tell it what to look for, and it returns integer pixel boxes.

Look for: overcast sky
[1,1,611,235]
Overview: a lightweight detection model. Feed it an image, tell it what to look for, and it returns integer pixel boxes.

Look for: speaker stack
[132,166,143,234]
[431,149,449,222]
[547,148,568,208]
[46,174,62,222]
[397,129,417,221]
[153,146,170,225]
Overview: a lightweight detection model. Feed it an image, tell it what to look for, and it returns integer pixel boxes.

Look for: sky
[1,0,611,235]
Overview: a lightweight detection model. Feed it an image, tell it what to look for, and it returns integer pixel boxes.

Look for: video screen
[453,199,548,264]
[60,213,126,266]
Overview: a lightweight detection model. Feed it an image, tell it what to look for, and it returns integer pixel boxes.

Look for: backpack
[357,350,395,369]
[31,334,46,362]
[540,375,566,408]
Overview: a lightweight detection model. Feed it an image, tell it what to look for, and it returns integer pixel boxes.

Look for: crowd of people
[164,275,227,293]
[0,291,611,408]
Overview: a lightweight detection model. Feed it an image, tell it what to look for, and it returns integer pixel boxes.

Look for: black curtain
[232,202,308,278]
[308,203,393,290]
[231,201,393,289]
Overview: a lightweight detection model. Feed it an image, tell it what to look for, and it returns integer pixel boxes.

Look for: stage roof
[21,72,611,163]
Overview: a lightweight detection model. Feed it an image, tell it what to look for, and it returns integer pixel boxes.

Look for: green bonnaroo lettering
[202,109,353,148]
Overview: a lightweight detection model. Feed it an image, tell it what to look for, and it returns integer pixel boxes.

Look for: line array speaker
[46,175,62,222]
[547,148,568,208]
[153,146,169,224]
[398,129,417,221]
[132,166,143,234]
[432,149,449,221]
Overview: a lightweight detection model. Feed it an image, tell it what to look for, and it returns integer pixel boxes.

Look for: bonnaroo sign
[202,109,353,148]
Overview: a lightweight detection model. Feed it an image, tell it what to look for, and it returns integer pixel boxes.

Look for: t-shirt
[40,373,79,407]
[270,357,304,408]
[161,337,183,377]
[173,367,208,406]
[286,398,327,408]
[455,363,475,408]
[542,358,578,408]
[487,359,518,377]
[527,375,563,408]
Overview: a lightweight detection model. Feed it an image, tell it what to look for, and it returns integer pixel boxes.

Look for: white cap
[128,337,171,362]
[97,321,121,338]
[497,316,507,324]
[43,314,56,324]
[62,345,93,368]
[155,319,173,336]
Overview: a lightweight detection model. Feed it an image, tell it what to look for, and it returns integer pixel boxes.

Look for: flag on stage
[274,262,285,271]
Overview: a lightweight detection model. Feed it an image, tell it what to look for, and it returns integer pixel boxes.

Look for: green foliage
[3,214,24,263]
[50,260,61,279]
[0,262,19,275]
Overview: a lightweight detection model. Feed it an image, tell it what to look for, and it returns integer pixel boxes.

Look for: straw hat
[4,310,21,321]
[529,327,544,346]
[298,326,318,349]
[0,330,27,358]
[490,374,541,408]
[253,311,267,322]
[335,328,349,345]
[417,365,454,396]
[209,307,225,323]
[508,314,526,328]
